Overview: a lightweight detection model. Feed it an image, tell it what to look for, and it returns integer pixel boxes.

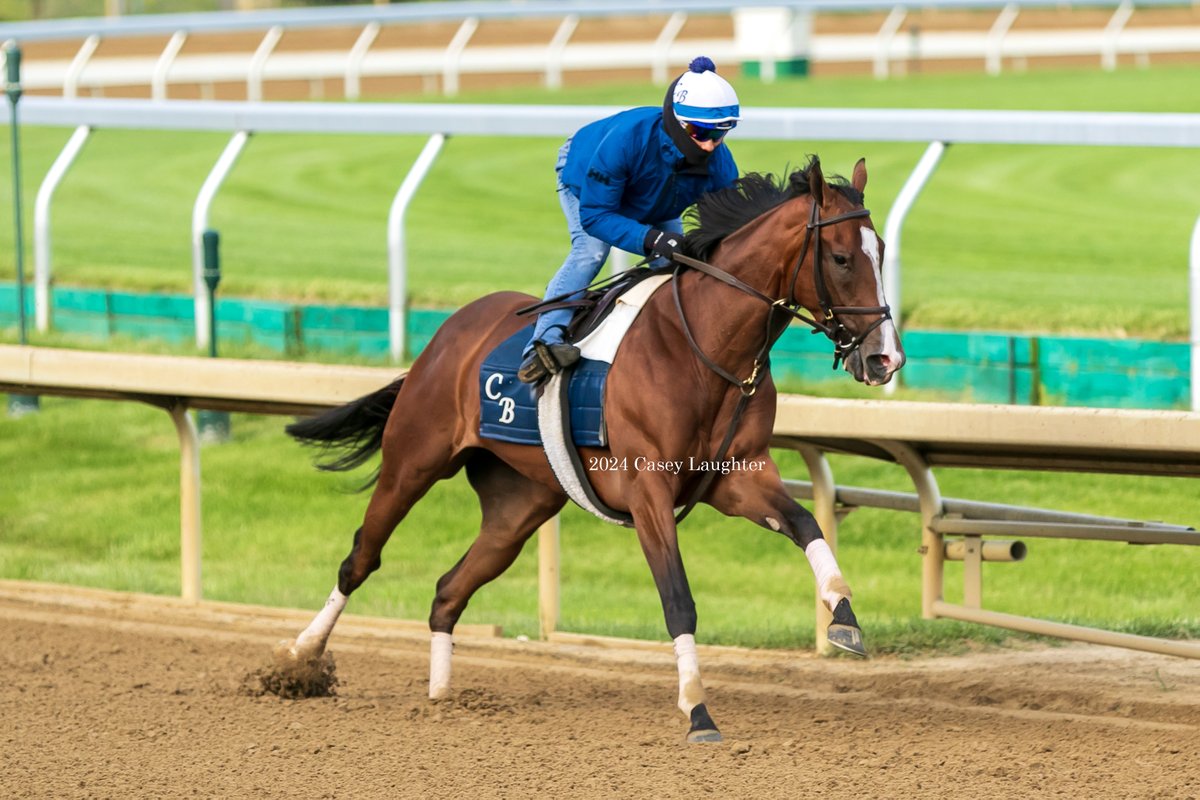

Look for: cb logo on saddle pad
[484,373,516,425]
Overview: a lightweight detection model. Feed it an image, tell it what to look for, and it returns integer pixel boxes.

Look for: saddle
[517,266,675,345]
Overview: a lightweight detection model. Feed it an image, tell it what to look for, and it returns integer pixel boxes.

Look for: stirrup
[518,341,580,385]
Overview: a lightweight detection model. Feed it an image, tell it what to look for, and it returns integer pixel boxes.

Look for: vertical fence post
[170,402,202,603]
[5,42,38,417]
[197,229,230,443]
[192,131,249,351]
[798,446,838,654]
[537,515,560,640]
[34,124,91,333]
[387,133,446,364]
[882,140,947,396]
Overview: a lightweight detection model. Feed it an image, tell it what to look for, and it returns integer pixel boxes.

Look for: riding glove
[644,229,684,262]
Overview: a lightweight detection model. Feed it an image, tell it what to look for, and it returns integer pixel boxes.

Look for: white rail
[3,1,1198,99]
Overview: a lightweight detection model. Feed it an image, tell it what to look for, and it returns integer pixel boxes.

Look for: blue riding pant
[526,141,682,354]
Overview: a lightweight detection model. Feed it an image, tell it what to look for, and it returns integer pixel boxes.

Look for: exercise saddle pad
[478,325,607,447]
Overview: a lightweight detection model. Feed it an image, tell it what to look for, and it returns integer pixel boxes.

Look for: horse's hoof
[827,597,868,657]
[272,638,301,665]
[686,703,723,744]
[273,637,327,668]
[258,639,338,699]
[826,623,867,657]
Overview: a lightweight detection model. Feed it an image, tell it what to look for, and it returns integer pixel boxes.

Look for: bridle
[673,195,892,395]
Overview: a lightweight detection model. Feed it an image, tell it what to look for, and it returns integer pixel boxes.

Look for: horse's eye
[832,253,850,267]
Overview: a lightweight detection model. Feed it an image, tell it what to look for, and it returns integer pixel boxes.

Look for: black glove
[644,228,683,262]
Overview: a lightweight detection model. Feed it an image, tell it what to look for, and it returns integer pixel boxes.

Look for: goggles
[683,121,734,143]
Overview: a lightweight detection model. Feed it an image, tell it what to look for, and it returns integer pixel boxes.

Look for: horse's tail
[285,376,405,482]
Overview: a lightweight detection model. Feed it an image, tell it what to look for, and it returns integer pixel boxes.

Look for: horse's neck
[670,260,783,387]
[673,201,808,388]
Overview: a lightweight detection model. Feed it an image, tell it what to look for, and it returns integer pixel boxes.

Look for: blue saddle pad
[479,326,608,447]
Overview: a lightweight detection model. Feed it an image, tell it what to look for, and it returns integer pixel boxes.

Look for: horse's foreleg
[426,452,565,699]
[708,464,866,657]
[628,479,722,744]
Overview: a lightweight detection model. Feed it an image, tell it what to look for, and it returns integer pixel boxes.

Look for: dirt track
[3,582,1199,799]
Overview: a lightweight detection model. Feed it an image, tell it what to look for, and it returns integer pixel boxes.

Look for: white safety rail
[2,344,1197,658]
[1,0,1198,98]
[8,96,1200,402]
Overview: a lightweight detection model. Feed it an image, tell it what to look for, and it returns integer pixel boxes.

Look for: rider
[517,56,741,385]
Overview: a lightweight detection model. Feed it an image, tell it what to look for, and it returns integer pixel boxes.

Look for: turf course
[2,65,1200,651]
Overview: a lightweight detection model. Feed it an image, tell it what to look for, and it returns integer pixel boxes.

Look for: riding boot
[518,341,581,386]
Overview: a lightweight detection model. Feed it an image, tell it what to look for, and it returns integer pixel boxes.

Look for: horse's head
[787,158,905,386]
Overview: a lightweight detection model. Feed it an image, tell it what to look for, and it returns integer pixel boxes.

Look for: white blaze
[859,227,902,363]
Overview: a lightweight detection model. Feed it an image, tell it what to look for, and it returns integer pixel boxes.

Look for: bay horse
[276,156,904,743]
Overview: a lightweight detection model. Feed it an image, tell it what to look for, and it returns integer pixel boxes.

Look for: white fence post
[248,25,283,102]
[985,4,1019,76]
[874,6,907,80]
[442,16,478,97]
[34,124,91,332]
[151,31,187,101]
[64,34,100,99]
[882,140,947,395]
[1102,0,1134,71]
[544,14,578,90]
[651,12,687,85]
[344,22,380,101]
[388,133,446,363]
[192,131,250,351]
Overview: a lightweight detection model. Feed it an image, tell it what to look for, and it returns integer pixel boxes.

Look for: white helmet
[671,56,740,129]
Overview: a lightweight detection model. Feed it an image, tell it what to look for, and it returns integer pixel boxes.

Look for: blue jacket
[559,106,739,256]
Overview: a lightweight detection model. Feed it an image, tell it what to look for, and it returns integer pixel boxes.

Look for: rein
[675,199,890,377]
[668,197,892,524]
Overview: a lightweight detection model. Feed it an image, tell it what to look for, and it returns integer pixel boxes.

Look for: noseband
[673,196,892,395]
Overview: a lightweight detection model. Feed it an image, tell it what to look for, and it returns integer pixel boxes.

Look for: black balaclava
[662,75,712,176]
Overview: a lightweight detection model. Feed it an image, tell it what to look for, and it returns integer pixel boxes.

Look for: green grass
[2,397,1197,653]
[1,64,1199,338]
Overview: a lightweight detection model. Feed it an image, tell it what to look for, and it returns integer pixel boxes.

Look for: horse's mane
[683,156,864,262]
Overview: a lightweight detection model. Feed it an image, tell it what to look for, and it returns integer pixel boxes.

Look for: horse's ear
[809,158,827,208]
[852,158,868,194]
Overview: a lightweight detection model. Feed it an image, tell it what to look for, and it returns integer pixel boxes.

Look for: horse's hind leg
[427,450,565,699]
[278,431,461,666]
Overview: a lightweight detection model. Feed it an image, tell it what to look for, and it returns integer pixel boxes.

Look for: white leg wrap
[805,539,849,612]
[429,632,453,700]
[673,634,705,716]
[294,586,347,655]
